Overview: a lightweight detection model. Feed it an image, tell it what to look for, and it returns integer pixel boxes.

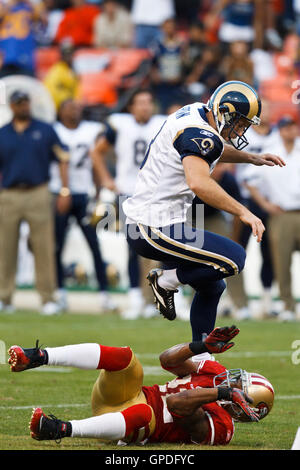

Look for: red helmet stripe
[251,381,274,395]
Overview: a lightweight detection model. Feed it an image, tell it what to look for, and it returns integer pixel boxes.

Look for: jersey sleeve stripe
[137,224,231,275]
[104,122,117,145]
[149,226,239,275]
[204,411,215,445]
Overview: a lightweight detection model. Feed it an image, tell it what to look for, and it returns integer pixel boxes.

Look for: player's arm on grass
[220,143,285,167]
[91,135,117,192]
[160,326,240,377]
[183,156,265,242]
[166,386,259,443]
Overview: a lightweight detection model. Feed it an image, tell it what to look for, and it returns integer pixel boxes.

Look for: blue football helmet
[207,80,261,150]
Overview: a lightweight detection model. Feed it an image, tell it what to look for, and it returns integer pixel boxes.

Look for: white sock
[157,269,180,290]
[191,352,214,362]
[71,412,126,439]
[45,343,100,369]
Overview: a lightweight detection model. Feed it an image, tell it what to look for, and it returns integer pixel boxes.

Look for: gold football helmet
[214,369,274,421]
[207,80,261,150]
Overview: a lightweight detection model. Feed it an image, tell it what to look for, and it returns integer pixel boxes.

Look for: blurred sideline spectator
[44,40,79,110]
[0,0,45,77]
[182,21,206,83]
[245,116,300,322]
[221,40,254,85]
[294,0,300,34]
[54,0,100,46]
[212,0,256,45]
[234,100,277,319]
[184,45,225,103]
[93,0,133,48]
[49,99,117,312]
[151,17,186,113]
[206,0,283,50]
[174,0,204,25]
[35,0,65,46]
[250,43,277,84]
[131,0,175,48]
[0,90,70,315]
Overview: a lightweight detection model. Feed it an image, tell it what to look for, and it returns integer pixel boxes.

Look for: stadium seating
[259,49,300,124]
[35,47,61,80]
[35,47,151,106]
[77,70,119,106]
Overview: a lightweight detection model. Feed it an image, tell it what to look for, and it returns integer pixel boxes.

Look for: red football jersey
[142,360,235,446]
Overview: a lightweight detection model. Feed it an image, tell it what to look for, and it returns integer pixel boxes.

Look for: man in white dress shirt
[245,116,300,321]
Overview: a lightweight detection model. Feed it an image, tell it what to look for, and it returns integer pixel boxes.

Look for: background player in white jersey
[244,116,300,322]
[123,81,285,345]
[91,90,169,319]
[49,100,115,313]
[230,99,278,319]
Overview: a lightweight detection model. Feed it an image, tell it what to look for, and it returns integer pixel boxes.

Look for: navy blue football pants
[55,194,108,291]
[126,223,246,341]
[239,198,273,288]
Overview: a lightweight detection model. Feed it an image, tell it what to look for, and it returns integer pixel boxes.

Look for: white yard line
[137,351,293,359]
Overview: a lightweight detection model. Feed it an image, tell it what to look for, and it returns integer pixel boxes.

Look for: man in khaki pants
[246,116,300,322]
[0,91,70,315]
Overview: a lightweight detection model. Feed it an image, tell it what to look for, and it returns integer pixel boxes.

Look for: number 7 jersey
[123,103,225,228]
[49,120,104,195]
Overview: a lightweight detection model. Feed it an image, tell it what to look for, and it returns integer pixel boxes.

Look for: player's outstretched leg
[147,268,179,320]
[8,341,133,372]
[30,404,152,442]
[8,340,48,372]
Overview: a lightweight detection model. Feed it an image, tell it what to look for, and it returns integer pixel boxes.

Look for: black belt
[8,183,45,190]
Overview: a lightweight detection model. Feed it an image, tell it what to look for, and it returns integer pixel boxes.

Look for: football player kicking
[122,80,285,341]
[8,326,274,446]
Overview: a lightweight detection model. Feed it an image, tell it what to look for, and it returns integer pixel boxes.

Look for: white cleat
[40,302,62,316]
[142,303,158,319]
[121,288,144,320]
[98,292,118,313]
[121,308,142,320]
[0,301,15,314]
[234,306,252,321]
[56,289,68,311]
[278,310,296,322]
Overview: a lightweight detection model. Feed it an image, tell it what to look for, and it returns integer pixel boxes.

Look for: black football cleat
[147,269,178,321]
[30,408,71,442]
[8,340,48,372]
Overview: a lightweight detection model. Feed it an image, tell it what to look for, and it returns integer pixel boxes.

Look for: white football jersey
[235,126,279,198]
[49,120,104,194]
[106,113,166,196]
[244,134,300,210]
[123,103,224,227]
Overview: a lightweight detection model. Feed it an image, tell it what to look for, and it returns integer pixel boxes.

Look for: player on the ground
[8,326,274,446]
[50,99,116,313]
[122,81,285,341]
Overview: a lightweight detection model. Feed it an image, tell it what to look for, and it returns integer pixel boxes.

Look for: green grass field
[0,310,299,451]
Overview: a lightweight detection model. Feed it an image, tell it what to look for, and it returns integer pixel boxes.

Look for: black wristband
[189,341,208,355]
[217,387,232,401]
